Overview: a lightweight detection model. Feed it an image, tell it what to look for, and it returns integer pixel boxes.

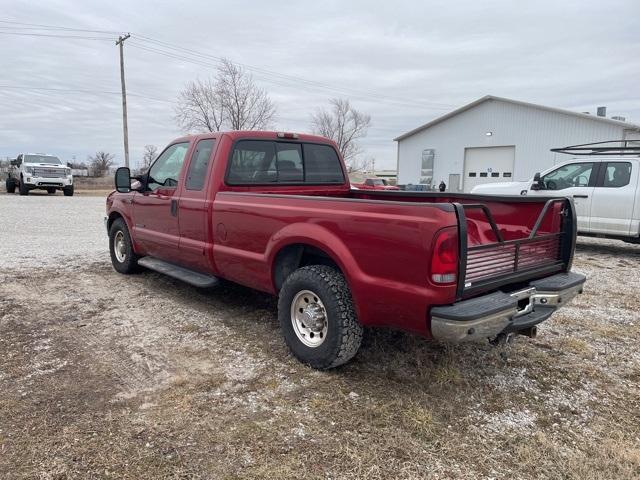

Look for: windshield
[25,155,62,164]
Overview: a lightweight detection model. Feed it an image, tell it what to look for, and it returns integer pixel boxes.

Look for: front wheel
[63,185,74,196]
[47,187,56,194]
[19,181,29,196]
[109,218,140,274]
[5,178,16,193]
[278,265,363,369]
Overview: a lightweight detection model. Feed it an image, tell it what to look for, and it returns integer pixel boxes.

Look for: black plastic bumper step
[138,257,219,288]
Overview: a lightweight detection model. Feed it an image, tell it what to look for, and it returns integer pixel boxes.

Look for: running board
[137,257,219,288]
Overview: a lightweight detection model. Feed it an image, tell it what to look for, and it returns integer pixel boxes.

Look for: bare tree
[311,98,371,165]
[175,78,225,133]
[175,58,276,133]
[89,151,115,177]
[217,58,276,130]
[141,144,158,171]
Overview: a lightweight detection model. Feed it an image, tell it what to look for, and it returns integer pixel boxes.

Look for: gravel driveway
[1,194,639,479]
[0,193,108,268]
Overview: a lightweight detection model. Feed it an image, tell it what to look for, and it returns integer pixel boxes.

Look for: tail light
[431,227,459,284]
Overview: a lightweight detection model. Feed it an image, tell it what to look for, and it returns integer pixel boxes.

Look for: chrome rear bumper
[430,272,586,343]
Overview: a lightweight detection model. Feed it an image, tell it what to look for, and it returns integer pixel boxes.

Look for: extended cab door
[532,161,598,233]
[132,142,190,260]
[176,137,217,270]
[589,161,636,236]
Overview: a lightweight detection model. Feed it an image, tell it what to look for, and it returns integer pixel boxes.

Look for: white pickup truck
[472,141,640,244]
[5,153,74,196]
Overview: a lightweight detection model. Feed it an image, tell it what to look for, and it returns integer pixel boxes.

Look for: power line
[131,34,455,110]
[0,18,455,111]
[127,40,452,111]
[0,20,121,34]
[0,84,173,103]
[0,31,113,40]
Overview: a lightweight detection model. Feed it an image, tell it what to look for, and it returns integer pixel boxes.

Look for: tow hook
[517,326,538,338]
[490,332,514,346]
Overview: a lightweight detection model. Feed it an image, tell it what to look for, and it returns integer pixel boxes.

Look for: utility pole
[116,33,131,168]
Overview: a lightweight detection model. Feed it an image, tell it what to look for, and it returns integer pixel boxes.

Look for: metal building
[395,95,640,192]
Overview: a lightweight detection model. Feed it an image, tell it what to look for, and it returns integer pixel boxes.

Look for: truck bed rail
[454,198,576,299]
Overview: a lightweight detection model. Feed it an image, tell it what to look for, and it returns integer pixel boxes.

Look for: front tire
[47,187,56,194]
[109,218,139,274]
[63,185,74,196]
[5,178,16,193]
[278,265,363,369]
[19,180,29,196]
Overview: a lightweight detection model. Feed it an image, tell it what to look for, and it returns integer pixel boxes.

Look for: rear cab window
[598,162,632,188]
[186,139,215,191]
[226,140,344,185]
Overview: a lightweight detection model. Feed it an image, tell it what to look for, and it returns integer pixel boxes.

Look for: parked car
[471,140,640,244]
[105,131,585,369]
[352,178,400,190]
[5,153,74,196]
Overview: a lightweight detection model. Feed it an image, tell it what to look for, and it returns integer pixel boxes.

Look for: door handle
[171,199,178,216]
[573,195,588,198]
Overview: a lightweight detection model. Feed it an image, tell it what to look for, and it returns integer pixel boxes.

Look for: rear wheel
[63,185,74,196]
[18,180,29,196]
[278,265,363,369]
[5,178,16,193]
[47,187,56,194]
[109,218,139,274]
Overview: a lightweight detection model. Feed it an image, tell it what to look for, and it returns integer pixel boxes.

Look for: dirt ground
[0,195,639,479]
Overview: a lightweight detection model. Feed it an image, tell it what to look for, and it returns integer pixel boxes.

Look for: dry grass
[0,237,639,479]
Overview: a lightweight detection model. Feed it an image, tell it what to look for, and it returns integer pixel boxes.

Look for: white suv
[5,153,74,196]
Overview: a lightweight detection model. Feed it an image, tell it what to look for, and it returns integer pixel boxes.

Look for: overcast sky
[0,0,638,169]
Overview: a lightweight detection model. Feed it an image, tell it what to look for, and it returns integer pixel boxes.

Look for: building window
[503,172,512,178]
[468,172,477,177]
[479,172,488,177]
[491,172,500,177]
[420,149,434,186]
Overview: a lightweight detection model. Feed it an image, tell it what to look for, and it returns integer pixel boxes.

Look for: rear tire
[18,180,29,196]
[5,178,16,193]
[109,218,140,274]
[47,188,56,194]
[278,265,363,369]
[63,185,74,196]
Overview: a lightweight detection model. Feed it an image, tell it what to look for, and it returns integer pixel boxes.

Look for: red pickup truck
[106,131,585,369]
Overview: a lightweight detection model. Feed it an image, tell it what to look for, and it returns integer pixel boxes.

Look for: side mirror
[10,159,19,166]
[115,167,132,193]
[531,172,542,190]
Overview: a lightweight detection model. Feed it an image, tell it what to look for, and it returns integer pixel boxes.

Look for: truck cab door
[531,161,597,233]
[589,161,636,236]
[176,138,217,271]
[132,142,190,260]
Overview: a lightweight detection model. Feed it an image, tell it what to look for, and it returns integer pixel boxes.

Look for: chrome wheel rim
[114,231,127,263]
[290,289,328,348]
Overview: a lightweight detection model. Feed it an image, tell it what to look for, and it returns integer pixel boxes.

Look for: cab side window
[541,162,595,190]
[186,139,215,190]
[147,142,189,191]
[600,162,631,188]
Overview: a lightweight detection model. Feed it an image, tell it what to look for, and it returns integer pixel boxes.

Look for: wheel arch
[267,224,364,297]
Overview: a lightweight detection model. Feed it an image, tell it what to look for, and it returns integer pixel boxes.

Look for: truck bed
[212,188,575,333]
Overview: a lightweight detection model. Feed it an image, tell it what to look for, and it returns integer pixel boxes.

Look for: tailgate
[453,197,576,300]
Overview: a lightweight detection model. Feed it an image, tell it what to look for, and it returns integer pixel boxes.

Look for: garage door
[463,146,515,193]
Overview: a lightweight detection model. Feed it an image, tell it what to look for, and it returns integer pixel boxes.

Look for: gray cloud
[0,0,638,168]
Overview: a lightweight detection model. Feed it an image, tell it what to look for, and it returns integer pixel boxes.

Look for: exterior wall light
[485,131,493,136]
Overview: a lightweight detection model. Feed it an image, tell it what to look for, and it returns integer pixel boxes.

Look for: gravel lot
[1,194,639,479]
[0,193,107,267]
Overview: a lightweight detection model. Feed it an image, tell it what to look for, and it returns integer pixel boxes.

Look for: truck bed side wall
[211,192,459,335]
